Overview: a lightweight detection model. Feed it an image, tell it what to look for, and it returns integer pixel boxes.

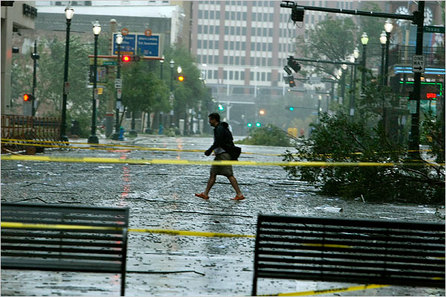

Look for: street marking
[260,284,389,296]
[2,154,441,167]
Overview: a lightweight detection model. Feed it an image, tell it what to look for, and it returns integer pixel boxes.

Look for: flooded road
[1,135,444,296]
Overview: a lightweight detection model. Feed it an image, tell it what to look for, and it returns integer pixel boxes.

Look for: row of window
[198,25,298,39]
[198,39,277,52]
[198,55,274,67]
[198,9,282,23]
[204,69,274,82]
[200,1,275,7]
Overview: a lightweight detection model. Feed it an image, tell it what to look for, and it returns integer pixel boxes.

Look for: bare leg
[228,175,243,197]
[204,173,217,196]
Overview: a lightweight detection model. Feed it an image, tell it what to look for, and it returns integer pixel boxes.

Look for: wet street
[1,135,445,296]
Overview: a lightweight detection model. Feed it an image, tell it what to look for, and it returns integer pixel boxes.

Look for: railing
[1,115,61,154]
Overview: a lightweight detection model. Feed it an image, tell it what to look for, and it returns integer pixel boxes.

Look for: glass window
[198,40,202,48]
[241,71,245,80]
[216,11,220,19]
[204,10,209,18]
[242,42,246,50]
[198,25,202,34]
[262,72,266,81]
[242,27,246,35]
[250,57,254,65]
[225,11,229,19]
[236,27,240,35]
[203,40,208,48]
[235,56,240,64]
[256,43,261,51]
[209,26,214,35]
[214,70,218,79]
[224,70,228,79]
[210,10,214,19]
[230,71,233,80]
[199,10,203,18]
[231,27,235,34]
[203,55,207,63]
[230,41,234,50]
[250,72,254,80]
[204,26,208,34]
[215,26,219,33]
[262,43,266,51]
[225,26,229,34]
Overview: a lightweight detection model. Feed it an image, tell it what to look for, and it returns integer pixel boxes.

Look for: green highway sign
[103,61,117,66]
[424,26,445,34]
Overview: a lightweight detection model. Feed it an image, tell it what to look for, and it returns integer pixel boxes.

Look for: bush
[237,124,292,147]
[282,113,445,204]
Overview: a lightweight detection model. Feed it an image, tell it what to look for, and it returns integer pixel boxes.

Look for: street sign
[115,79,122,89]
[112,33,161,58]
[103,61,117,66]
[113,33,136,56]
[424,26,445,34]
[412,55,425,73]
[136,34,160,58]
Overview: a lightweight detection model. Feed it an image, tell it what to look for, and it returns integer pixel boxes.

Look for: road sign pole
[408,1,425,161]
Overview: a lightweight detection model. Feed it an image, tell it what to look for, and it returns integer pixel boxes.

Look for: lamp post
[112,33,123,140]
[350,47,359,116]
[379,31,387,86]
[169,59,174,128]
[360,32,368,93]
[60,6,74,142]
[31,40,39,117]
[341,63,347,105]
[379,31,387,135]
[88,20,101,144]
[384,19,393,86]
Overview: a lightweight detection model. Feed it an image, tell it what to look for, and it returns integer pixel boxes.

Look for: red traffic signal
[23,94,33,101]
[122,55,131,63]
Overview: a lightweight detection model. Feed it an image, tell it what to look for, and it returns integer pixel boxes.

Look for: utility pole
[408,1,425,161]
[31,40,39,117]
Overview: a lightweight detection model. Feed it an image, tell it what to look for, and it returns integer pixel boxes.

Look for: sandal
[231,195,245,201]
[195,193,209,200]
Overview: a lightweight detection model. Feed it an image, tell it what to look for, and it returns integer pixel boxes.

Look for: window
[235,71,239,80]
[198,40,202,48]
[198,25,202,34]
[230,71,233,79]
[214,70,218,79]
[241,71,245,80]
[242,27,247,35]
[224,70,228,79]
[231,27,235,34]
[204,26,208,34]
[230,56,234,64]
[210,10,214,19]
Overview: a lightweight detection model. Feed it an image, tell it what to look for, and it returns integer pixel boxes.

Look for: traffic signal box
[177,74,185,82]
[23,94,34,101]
[121,55,141,63]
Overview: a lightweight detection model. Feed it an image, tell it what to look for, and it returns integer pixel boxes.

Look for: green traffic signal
[218,104,224,111]
[247,122,252,127]
[289,107,294,111]
[256,122,261,127]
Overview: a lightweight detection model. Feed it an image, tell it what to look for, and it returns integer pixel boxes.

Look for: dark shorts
[210,153,233,177]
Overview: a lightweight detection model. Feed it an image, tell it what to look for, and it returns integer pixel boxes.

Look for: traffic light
[247,122,252,128]
[177,74,185,82]
[218,104,224,111]
[286,106,295,111]
[23,94,33,101]
[122,55,131,63]
[287,75,296,87]
[255,122,262,128]
[121,55,141,63]
[291,6,304,22]
[287,56,301,72]
[259,109,266,116]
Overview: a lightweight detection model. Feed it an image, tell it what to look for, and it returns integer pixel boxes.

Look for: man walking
[195,113,245,200]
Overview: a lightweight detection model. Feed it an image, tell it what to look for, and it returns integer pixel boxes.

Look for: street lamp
[60,6,74,142]
[360,32,368,93]
[340,63,347,104]
[384,19,393,86]
[350,47,359,116]
[88,20,101,144]
[170,59,174,91]
[380,31,387,86]
[112,33,123,140]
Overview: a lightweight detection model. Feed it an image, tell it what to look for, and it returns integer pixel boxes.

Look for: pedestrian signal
[23,94,33,101]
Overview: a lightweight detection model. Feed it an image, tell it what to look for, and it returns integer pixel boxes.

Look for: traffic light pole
[112,43,121,140]
[281,1,425,159]
[408,1,425,161]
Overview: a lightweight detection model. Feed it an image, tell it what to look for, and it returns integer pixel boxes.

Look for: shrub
[237,124,292,147]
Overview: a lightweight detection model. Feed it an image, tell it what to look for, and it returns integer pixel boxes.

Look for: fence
[1,115,61,154]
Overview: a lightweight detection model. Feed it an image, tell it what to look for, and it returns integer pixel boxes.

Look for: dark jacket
[207,122,234,154]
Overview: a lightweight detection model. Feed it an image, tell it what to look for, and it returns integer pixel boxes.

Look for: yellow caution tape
[129,228,254,238]
[1,222,254,238]
[2,154,443,167]
[260,284,389,296]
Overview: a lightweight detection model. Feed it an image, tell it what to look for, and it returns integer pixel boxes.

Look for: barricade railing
[1,114,61,153]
